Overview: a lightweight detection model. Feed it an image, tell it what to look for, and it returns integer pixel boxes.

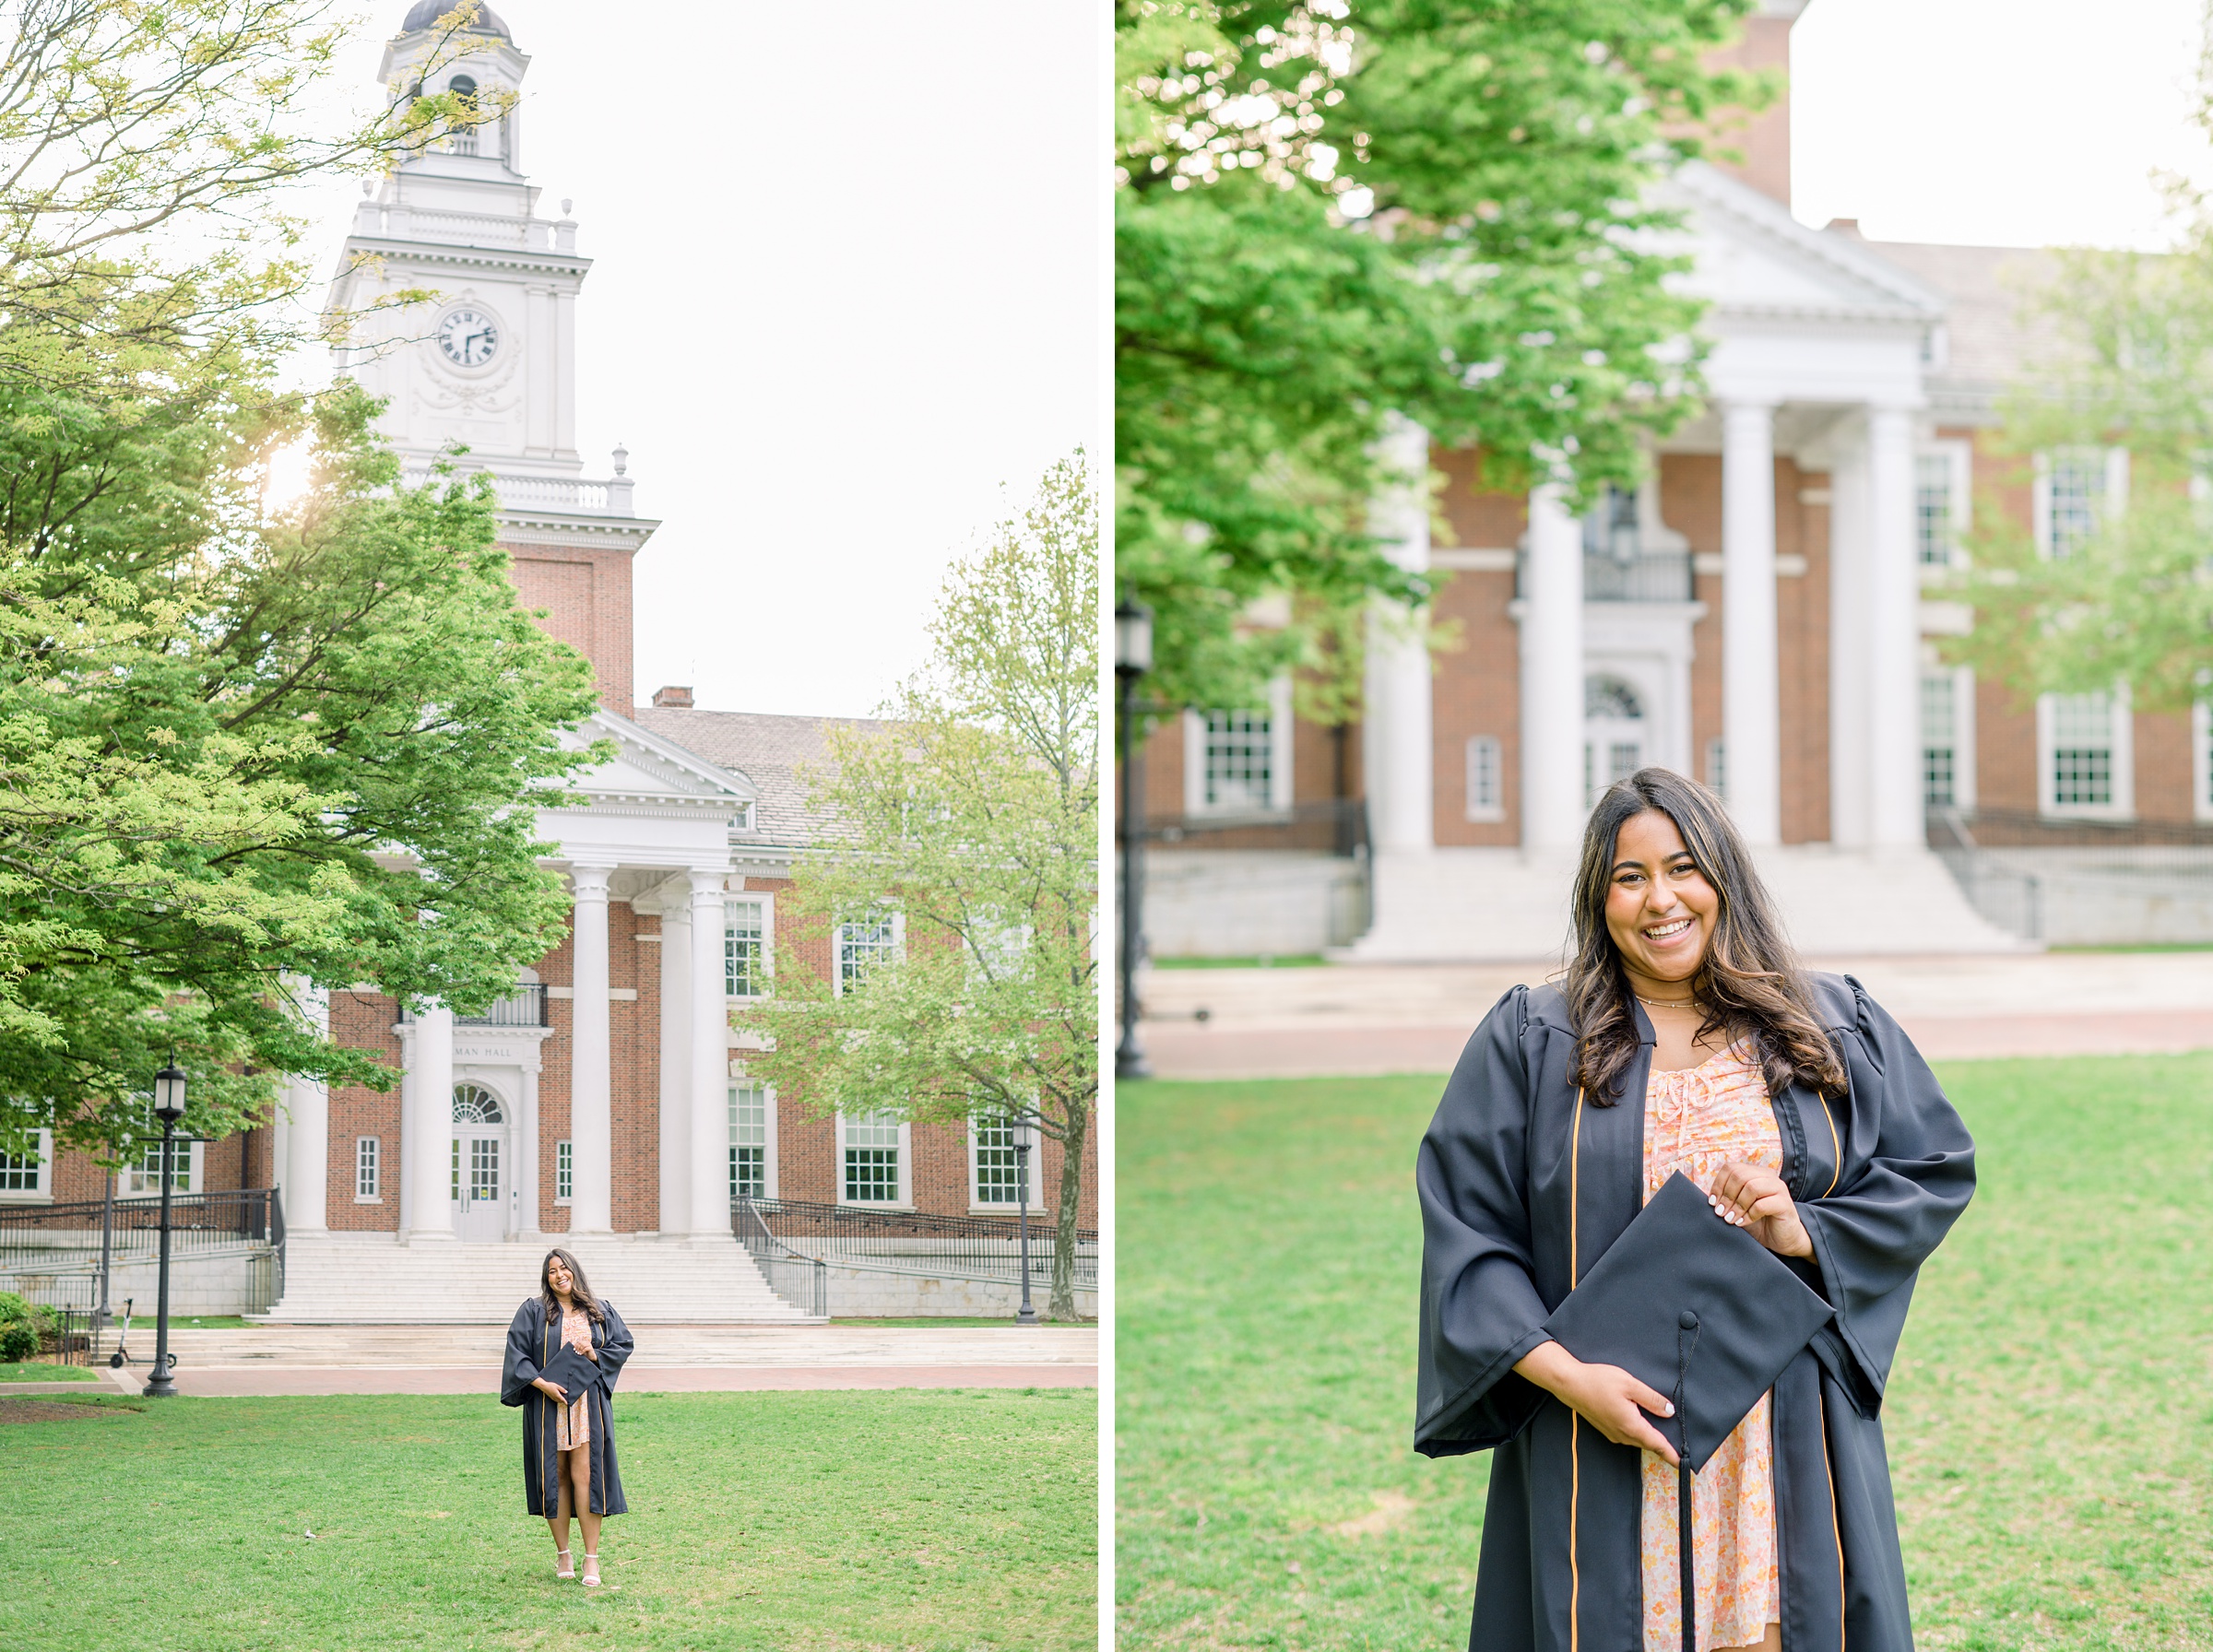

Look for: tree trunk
[1049,1102,1088,1321]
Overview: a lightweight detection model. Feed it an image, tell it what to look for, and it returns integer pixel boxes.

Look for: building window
[726,898,767,997]
[123,1136,199,1196]
[2039,690,2132,818]
[1915,451,1956,566]
[2037,449,2122,559]
[836,914,897,993]
[0,1129,49,1198]
[2195,702,2213,822]
[446,74,479,154]
[1183,678,1293,817]
[1705,738,1727,802]
[971,1112,1029,1207]
[356,1137,381,1200]
[729,1082,768,1199]
[1922,673,1957,807]
[841,1113,901,1203]
[555,1140,573,1205]
[1465,736,1504,822]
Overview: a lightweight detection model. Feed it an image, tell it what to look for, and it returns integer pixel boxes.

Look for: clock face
[435,308,499,368]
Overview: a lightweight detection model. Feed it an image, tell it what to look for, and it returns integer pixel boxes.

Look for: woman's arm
[1511,1339,1679,1464]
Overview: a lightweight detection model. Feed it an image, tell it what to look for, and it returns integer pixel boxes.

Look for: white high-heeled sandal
[554,1547,574,1579]
[581,1552,601,1587]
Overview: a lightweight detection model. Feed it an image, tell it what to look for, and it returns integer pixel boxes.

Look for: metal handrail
[733,1194,1097,1292]
[730,1196,827,1317]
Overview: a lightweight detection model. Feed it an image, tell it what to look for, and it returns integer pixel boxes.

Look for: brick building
[1137,0,2196,962]
[6,1,1095,1320]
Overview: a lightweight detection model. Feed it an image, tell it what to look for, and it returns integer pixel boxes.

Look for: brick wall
[506,541,636,714]
[328,990,403,1232]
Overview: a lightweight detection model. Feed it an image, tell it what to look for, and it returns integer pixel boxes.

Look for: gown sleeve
[1799,977,1976,1416]
[1414,985,1556,1457]
[596,1301,634,1393]
[500,1299,542,1408]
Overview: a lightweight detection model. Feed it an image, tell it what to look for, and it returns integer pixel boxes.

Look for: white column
[1362,418,1435,853]
[1867,405,1925,849]
[282,984,330,1233]
[687,870,732,1237]
[405,1003,455,1241]
[657,894,694,1236]
[394,1021,417,1233]
[518,1062,541,1236]
[1828,424,1873,848]
[1722,400,1782,845]
[568,864,615,1233]
[1520,480,1585,852]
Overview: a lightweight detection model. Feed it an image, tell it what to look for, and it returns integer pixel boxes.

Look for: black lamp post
[1115,601,1154,1080]
[142,1059,187,1398]
[1011,1110,1039,1327]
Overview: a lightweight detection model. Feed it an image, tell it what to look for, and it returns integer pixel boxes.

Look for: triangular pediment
[544,707,759,814]
[1663,162,1947,323]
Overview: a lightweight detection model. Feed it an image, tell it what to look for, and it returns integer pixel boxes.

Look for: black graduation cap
[537,1340,598,1403]
[1542,1170,1835,1652]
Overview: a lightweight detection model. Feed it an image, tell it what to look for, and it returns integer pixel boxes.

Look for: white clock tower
[327,0,654,710]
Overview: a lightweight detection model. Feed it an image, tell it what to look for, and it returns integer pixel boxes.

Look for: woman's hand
[1708,1161,1814,1259]
[580,1345,598,1362]
[1513,1339,1679,1465]
[532,1375,568,1403]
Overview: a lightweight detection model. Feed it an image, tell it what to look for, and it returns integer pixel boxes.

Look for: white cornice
[1671,162,1947,322]
[337,235,591,281]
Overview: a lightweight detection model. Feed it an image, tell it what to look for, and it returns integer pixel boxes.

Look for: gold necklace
[1633,993,1700,1011]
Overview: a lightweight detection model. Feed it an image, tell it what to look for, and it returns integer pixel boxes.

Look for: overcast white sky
[293,1,1097,717]
[1792,0,2213,247]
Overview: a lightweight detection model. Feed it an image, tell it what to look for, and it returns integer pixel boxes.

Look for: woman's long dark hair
[1567,767,1845,1104]
[539,1247,607,1325]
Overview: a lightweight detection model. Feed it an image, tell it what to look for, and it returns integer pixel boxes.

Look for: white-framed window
[728,1080,776,1199]
[835,912,900,995]
[2038,689,2134,819]
[725,896,772,998]
[1915,442,1971,569]
[355,1137,381,1202]
[1705,738,1727,803]
[2195,702,2213,823]
[837,1111,909,1207]
[0,1128,52,1202]
[1183,676,1295,816]
[2035,448,2128,559]
[555,1140,573,1205]
[969,1110,1041,1212]
[1464,735,1504,822]
[732,800,756,832]
[1920,667,1977,812]
[121,1136,203,1196]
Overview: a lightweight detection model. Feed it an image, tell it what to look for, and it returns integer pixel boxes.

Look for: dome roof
[399,0,509,39]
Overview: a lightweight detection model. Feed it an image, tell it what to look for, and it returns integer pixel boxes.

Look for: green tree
[736,455,1098,1320]
[0,381,600,1161]
[1117,0,1766,715]
[1944,196,2213,714]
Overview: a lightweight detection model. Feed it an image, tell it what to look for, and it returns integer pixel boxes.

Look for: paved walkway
[1135,952,2213,1080]
[79,1325,1096,1398]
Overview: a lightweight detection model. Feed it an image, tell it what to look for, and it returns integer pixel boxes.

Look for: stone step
[115,1323,1096,1368]
[257,1233,812,1324]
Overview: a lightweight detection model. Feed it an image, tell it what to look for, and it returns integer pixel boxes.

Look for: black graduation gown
[1415,973,1974,1652]
[500,1296,634,1518]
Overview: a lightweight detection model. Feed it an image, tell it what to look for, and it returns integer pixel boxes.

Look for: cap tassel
[1675,1308,1701,1652]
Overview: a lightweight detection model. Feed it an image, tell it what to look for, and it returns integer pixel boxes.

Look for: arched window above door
[453,1084,504,1125]
[1585,676,1645,722]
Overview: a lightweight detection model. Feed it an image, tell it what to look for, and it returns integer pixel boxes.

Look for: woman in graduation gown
[501,1248,634,1586]
[1415,768,1974,1652]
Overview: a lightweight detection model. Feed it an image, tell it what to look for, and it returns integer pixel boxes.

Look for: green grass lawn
[1118,1056,2213,1651]
[6,1386,1095,1651]
[0,1359,99,1382]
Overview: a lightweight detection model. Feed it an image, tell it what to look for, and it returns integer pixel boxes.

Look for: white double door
[450,1081,514,1243]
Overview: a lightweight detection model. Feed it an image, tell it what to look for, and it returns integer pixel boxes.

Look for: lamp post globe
[1011,1110,1039,1327]
[1114,601,1154,1081]
[143,1060,187,1398]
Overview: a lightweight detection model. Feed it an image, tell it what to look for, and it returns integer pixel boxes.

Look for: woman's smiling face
[547,1257,574,1298]
[1604,808,1719,989]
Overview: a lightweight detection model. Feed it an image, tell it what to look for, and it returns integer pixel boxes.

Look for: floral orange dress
[554,1308,594,1451]
[1639,1043,1783,1652]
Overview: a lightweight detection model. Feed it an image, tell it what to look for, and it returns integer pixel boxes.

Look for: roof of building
[1856,237,2066,397]
[399,0,509,40]
[633,705,895,851]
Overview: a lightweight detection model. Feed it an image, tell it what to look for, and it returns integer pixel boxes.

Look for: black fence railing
[730,1197,827,1317]
[0,1188,285,1314]
[734,1195,1097,1292]
[1512,548,1697,604]
[1929,808,2041,939]
[457,984,550,1027]
[1930,807,2213,849]
[1134,796,1370,858]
